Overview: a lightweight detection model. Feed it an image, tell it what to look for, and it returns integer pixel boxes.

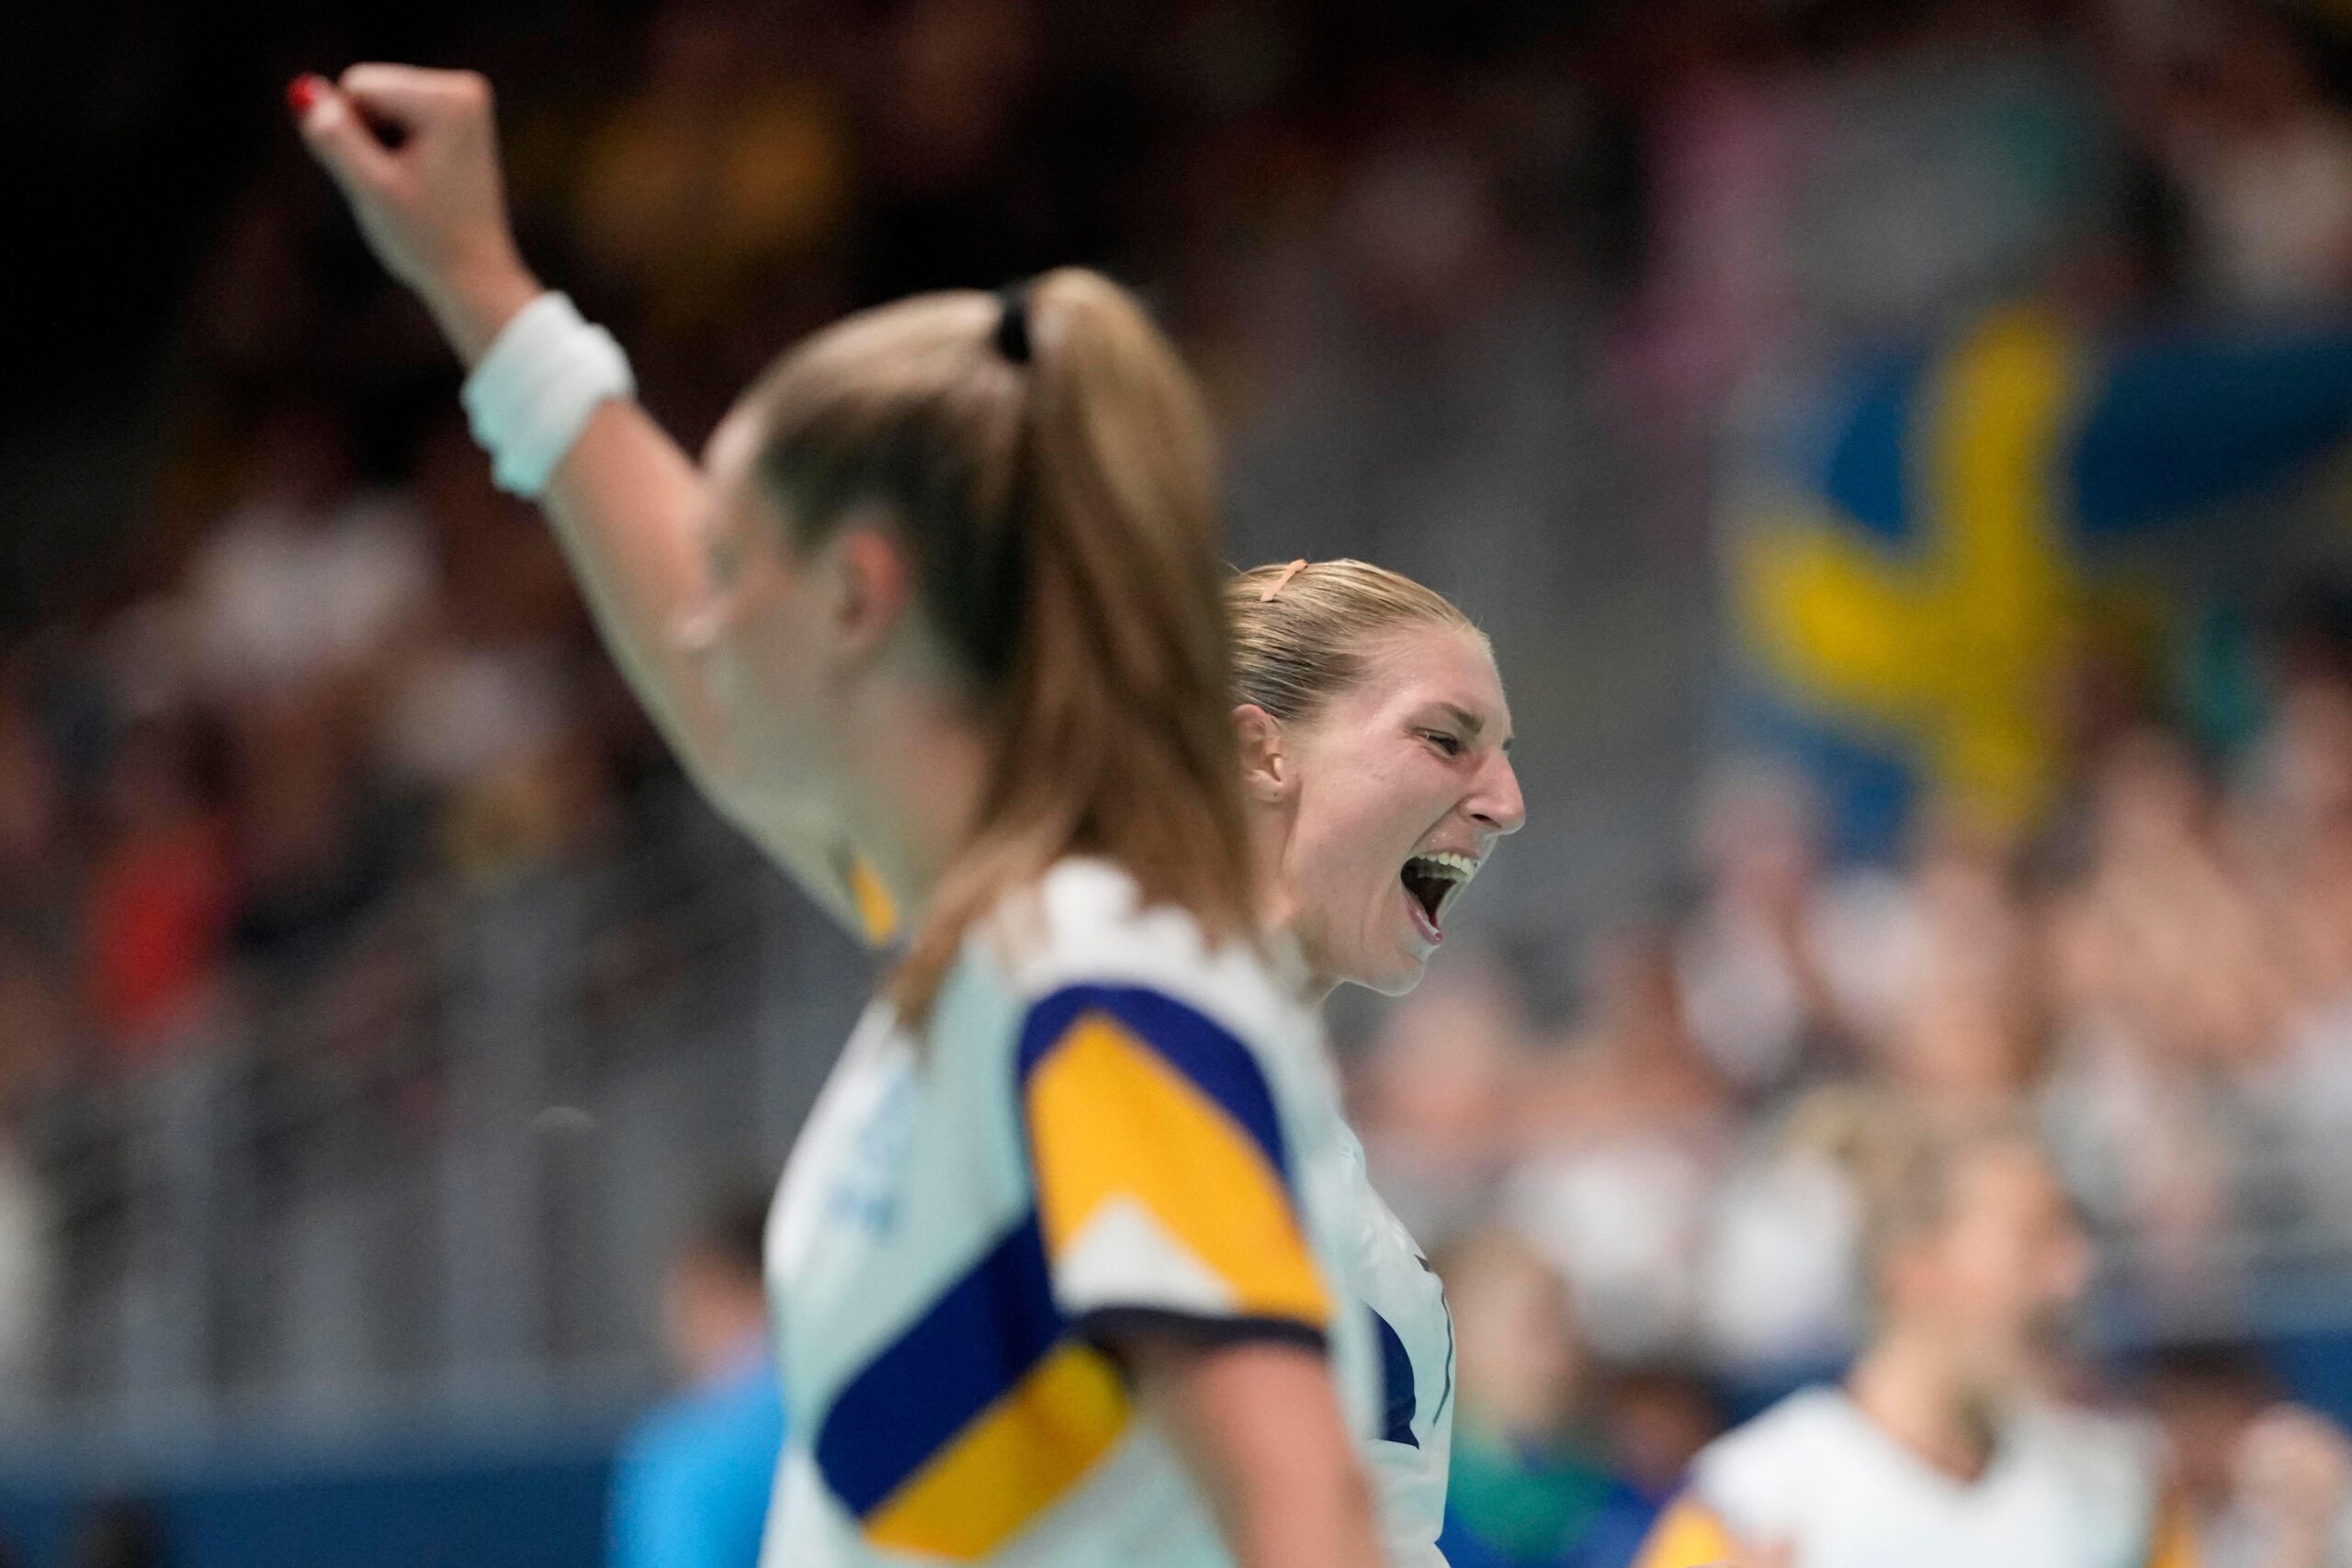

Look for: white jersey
[1640,1385,2186,1568]
[1321,1114,1454,1567]
[762,858,1380,1568]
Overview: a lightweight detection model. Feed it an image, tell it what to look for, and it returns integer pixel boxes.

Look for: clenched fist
[290,65,542,365]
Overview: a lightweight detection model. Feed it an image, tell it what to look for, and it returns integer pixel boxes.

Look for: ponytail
[749,269,1258,1024]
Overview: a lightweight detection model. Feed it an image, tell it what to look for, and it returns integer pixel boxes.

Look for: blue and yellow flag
[1732,304,2352,853]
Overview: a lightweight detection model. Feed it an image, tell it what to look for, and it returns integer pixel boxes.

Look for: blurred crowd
[1364,635,2352,1372]
[12,0,2352,1555]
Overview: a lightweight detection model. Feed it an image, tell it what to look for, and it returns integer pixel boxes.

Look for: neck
[1847,1327,2001,1482]
[839,682,994,926]
[1249,807,1340,1004]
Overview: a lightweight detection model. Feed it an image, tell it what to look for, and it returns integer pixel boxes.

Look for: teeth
[1408,852,1478,884]
[1402,851,1480,928]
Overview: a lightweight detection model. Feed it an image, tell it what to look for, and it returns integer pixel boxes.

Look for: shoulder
[1689,1385,1866,1521]
[991,858,1317,1055]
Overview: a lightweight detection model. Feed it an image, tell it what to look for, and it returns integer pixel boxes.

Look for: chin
[1349,951,1430,998]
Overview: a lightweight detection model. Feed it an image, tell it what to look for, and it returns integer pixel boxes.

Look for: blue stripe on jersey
[1015,985,1293,1182]
[812,1211,1065,1516]
[1370,1305,1419,1448]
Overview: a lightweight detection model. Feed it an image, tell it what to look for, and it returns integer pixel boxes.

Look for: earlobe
[1231,704,1290,804]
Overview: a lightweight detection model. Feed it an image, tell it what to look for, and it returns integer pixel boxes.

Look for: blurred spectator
[2142,1343,2352,1568]
[1689,1091,1862,1373]
[1632,1108,2150,1568]
[1506,930,1721,1362]
[1436,1230,1636,1568]
[2153,12,2352,315]
[1671,764,1908,1106]
[79,721,233,1063]
[608,1188,783,1568]
[2041,728,2285,1292]
[1354,950,1538,1245]
[1580,1366,1725,1568]
[182,401,432,709]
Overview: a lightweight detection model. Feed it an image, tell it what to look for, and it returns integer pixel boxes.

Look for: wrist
[424,254,545,369]
[459,291,636,498]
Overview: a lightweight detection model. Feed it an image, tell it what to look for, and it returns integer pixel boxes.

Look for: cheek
[1297,756,1426,869]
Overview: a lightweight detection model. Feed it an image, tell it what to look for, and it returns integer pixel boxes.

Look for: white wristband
[459,291,636,499]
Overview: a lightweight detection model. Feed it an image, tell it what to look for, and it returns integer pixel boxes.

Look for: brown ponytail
[747,269,1257,1022]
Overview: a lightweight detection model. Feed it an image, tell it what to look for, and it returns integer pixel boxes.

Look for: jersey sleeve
[1014,983,1334,1347]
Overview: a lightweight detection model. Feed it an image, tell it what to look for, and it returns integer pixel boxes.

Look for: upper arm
[1126,1335,1380,1568]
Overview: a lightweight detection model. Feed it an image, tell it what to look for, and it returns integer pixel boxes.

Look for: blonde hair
[1793,1087,2044,1297]
[1225,558,1480,722]
[749,269,1256,1021]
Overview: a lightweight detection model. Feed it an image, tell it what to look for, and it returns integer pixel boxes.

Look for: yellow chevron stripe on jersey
[846,854,899,946]
[1633,1495,1742,1568]
[1025,1008,1330,1327]
[864,1339,1129,1560]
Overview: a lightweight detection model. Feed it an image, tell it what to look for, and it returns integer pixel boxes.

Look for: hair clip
[1260,559,1310,602]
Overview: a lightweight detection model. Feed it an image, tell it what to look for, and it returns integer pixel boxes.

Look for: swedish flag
[1733,303,2352,853]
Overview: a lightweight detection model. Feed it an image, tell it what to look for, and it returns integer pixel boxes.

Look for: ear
[823,518,915,665]
[1232,703,1293,805]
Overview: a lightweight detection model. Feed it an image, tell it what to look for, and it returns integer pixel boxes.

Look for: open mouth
[1399,851,1477,940]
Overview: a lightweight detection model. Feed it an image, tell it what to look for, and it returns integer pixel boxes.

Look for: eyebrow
[1438,705,1514,753]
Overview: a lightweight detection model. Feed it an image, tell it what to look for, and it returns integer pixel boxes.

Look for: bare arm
[293,65,865,929]
[1124,1335,1386,1568]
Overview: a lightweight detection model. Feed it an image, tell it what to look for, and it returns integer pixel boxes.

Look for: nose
[1468,751,1526,839]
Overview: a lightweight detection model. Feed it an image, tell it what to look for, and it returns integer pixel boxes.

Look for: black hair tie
[994,282,1034,365]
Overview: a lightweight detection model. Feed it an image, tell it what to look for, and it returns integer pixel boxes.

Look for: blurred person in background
[1577,1367,1725,1568]
[1507,927,1727,1366]
[1435,1229,1630,1568]
[1634,1102,2352,1568]
[1634,1106,2172,1567]
[78,718,234,1064]
[1351,948,1541,1247]
[611,1188,784,1568]
[2142,9,2352,316]
[1671,764,1908,1109]
[2140,1343,2352,1568]
[2041,729,2287,1294]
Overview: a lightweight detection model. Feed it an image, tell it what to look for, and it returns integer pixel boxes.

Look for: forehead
[1345,623,1510,729]
[1950,1141,2064,1222]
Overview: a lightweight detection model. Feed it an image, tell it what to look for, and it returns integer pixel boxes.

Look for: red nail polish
[287,74,324,117]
